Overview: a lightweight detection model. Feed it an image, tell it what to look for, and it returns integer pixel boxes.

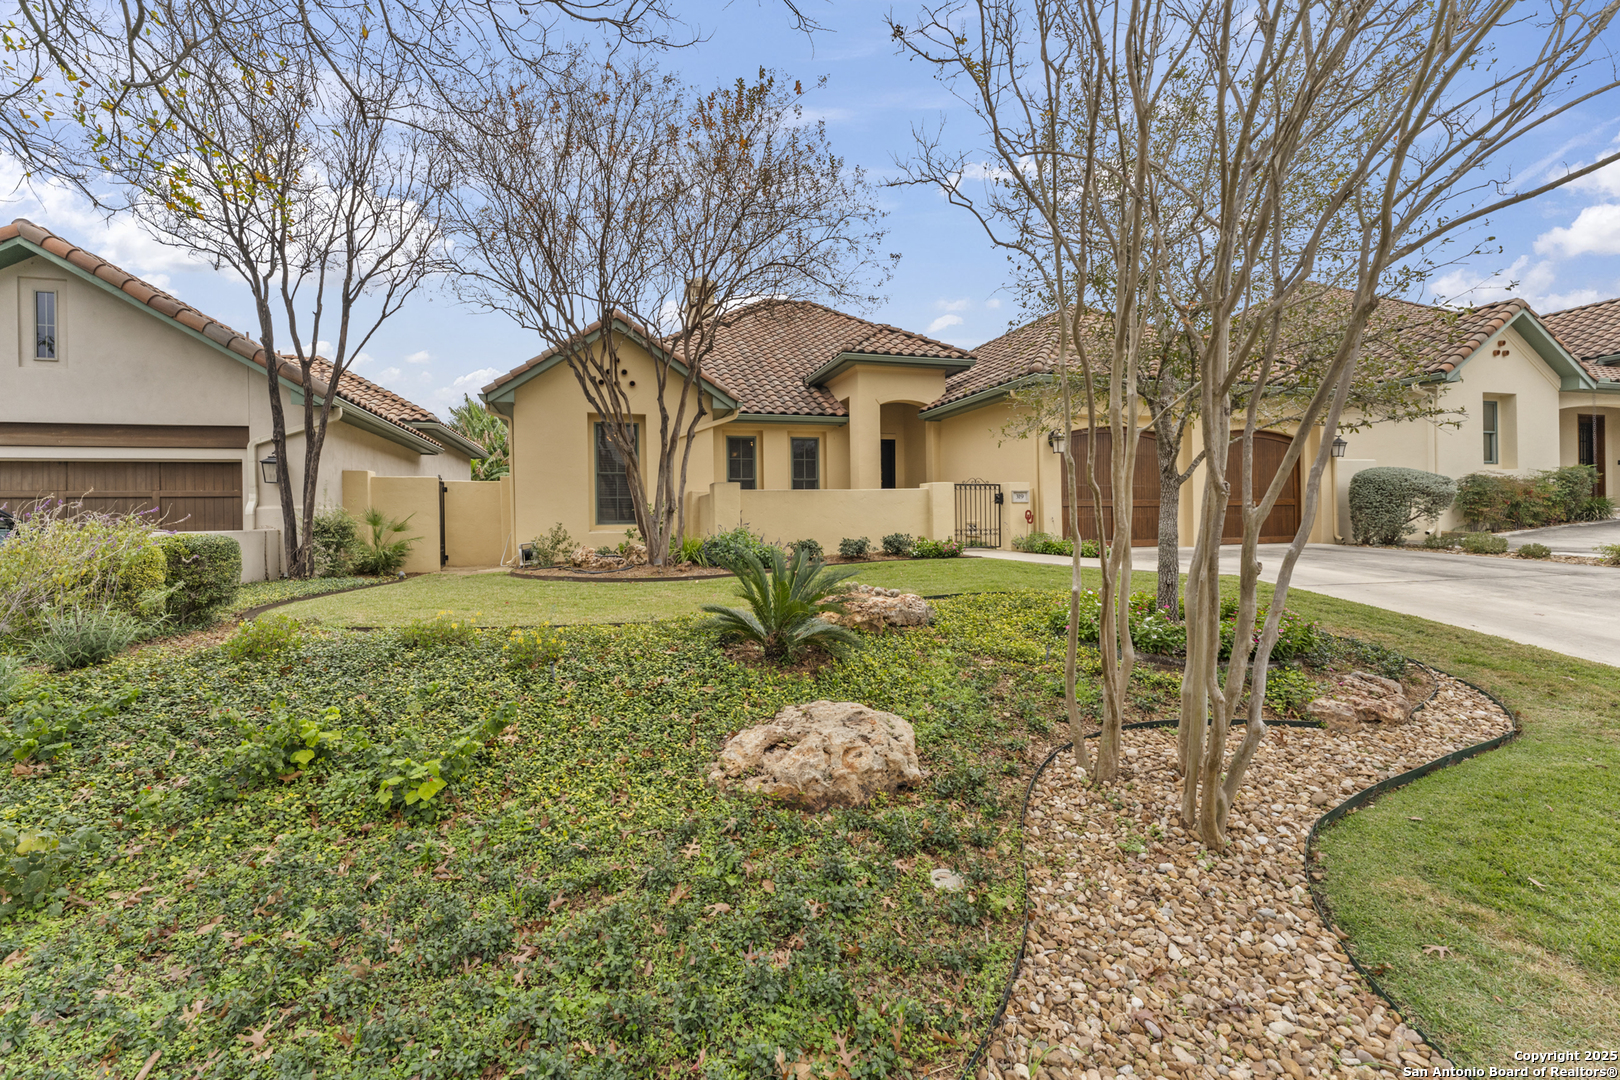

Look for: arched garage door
[1060,428,1301,545]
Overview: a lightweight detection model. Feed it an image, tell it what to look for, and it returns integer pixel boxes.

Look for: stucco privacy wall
[503,333,724,551]
[931,401,1050,542]
[198,528,284,582]
[343,470,508,572]
[690,481,957,550]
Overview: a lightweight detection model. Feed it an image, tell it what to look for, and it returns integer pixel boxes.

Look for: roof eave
[408,421,488,458]
[732,412,849,426]
[1441,309,1597,391]
[806,351,976,387]
[920,373,1050,420]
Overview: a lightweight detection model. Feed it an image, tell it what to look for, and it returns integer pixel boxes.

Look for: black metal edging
[235,577,406,623]
[1303,664,1522,1066]
[962,667,1515,1079]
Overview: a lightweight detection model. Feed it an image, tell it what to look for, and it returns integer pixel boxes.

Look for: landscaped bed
[1,592,1103,1078]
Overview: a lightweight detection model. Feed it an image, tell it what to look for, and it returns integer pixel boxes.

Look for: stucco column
[847,396,881,489]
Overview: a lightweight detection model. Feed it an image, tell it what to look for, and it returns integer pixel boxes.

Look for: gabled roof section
[0,218,467,455]
[304,357,487,457]
[702,300,973,416]
[480,311,741,411]
[1542,297,1620,384]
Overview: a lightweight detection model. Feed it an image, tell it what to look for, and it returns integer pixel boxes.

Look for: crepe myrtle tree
[105,24,450,577]
[1137,0,1620,849]
[445,59,892,564]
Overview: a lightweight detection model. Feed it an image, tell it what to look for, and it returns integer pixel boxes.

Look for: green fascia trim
[1440,310,1595,391]
[409,421,488,459]
[0,236,306,393]
[732,412,849,426]
[919,374,1050,421]
[291,387,442,455]
[479,320,740,411]
[806,351,976,387]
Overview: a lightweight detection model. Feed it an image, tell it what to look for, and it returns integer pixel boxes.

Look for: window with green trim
[791,437,819,490]
[596,422,639,525]
[727,436,757,489]
[1482,399,1499,465]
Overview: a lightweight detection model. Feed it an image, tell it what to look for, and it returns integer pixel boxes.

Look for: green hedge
[160,534,242,624]
[1349,467,1456,545]
[1455,466,1614,531]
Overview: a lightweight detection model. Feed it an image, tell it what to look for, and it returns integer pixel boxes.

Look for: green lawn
[1287,595,1620,1062]
[268,557,1137,626]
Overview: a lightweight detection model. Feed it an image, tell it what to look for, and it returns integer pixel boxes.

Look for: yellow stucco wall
[692,481,957,549]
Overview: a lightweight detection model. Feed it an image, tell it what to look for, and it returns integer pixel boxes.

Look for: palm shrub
[700,547,862,662]
[354,509,420,576]
[1349,467,1456,545]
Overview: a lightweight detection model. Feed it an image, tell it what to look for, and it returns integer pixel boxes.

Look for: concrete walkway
[968,544,1620,665]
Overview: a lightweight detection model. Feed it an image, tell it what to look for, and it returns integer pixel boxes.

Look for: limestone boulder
[709,700,923,811]
[823,585,934,633]
[1306,669,1412,726]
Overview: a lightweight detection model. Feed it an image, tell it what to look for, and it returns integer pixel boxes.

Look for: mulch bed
[972,675,1514,1080]
[508,553,927,582]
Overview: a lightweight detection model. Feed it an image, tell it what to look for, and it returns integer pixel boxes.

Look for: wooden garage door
[0,461,243,531]
[1061,429,1161,546]
[1221,432,1301,543]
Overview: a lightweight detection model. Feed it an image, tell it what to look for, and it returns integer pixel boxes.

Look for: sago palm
[700,546,862,661]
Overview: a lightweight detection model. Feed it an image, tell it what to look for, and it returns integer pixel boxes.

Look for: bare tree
[106,23,450,576]
[444,60,890,564]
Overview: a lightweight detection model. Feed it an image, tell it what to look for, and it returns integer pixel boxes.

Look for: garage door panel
[1061,430,1161,547]
[0,461,241,531]
[1222,432,1301,544]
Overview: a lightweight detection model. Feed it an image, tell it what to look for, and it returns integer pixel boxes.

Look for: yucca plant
[700,547,862,662]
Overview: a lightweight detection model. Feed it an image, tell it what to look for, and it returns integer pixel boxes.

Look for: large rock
[709,700,923,811]
[567,543,647,570]
[1306,670,1411,726]
[823,586,934,633]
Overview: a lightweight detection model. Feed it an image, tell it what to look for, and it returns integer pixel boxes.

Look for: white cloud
[405,349,432,364]
[350,351,376,368]
[1534,204,1620,257]
[934,298,971,312]
[1426,255,1556,307]
[376,366,402,381]
[434,367,500,405]
[985,298,1002,310]
[1566,159,1620,198]
[927,313,963,334]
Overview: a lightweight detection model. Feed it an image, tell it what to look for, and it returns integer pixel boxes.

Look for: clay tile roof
[931,311,1072,410]
[704,300,972,416]
[3,217,458,449]
[1542,297,1620,382]
[480,299,972,416]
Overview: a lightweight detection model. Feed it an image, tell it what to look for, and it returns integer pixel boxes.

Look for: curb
[961,669,1518,1079]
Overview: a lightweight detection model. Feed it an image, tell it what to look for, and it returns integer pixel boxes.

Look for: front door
[880,439,896,489]
[1578,414,1607,496]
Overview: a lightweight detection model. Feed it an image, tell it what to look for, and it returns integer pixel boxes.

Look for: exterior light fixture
[259,453,280,484]
[1330,436,1348,459]
[1047,430,1068,455]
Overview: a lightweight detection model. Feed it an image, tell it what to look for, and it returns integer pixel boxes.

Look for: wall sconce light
[1330,436,1348,459]
[259,453,280,484]
[1047,430,1068,455]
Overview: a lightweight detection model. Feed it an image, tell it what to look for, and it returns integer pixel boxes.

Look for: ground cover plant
[1,592,1133,1077]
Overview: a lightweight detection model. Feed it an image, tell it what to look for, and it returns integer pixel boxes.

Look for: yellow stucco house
[480,290,1620,559]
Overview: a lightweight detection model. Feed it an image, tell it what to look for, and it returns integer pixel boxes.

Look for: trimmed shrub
[1349,467,1457,545]
[160,533,242,624]
[1456,465,1610,531]
[880,533,914,557]
[32,606,147,670]
[1460,532,1508,555]
[700,525,776,570]
[311,507,361,577]
[1515,542,1552,559]
[789,538,824,562]
[1421,531,1461,549]
[837,536,872,559]
[1012,531,1072,556]
[913,537,965,558]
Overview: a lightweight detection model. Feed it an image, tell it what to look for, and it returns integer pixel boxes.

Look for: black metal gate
[954,479,1003,548]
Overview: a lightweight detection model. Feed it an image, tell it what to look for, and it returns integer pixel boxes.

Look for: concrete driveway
[1503,517,1620,554]
[969,544,1620,666]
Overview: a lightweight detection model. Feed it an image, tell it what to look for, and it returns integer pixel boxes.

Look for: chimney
[683,278,717,326]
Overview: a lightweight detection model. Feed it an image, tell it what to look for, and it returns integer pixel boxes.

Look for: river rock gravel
[975,673,1513,1080]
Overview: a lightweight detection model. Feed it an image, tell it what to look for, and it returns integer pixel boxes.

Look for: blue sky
[5,0,1619,419]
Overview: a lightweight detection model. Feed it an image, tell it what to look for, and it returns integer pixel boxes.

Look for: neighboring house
[0,218,481,574]
[481,289,1620,556]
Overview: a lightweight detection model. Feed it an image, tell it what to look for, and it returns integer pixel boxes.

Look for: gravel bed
[977,675,1513,1080]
